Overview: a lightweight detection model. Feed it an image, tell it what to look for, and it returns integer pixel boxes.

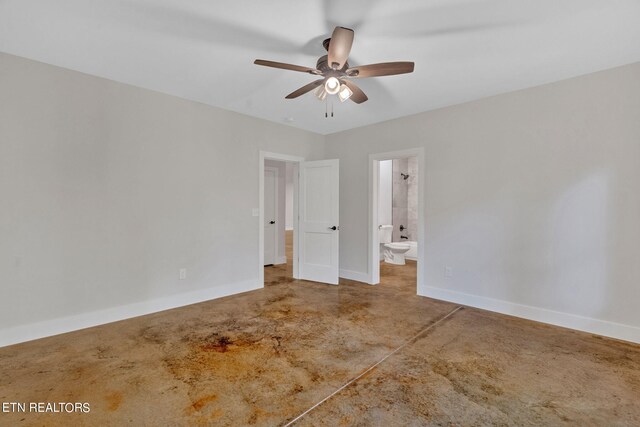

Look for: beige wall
[326,62,640,341]
[0,52,324,344]
[2,50,639,345]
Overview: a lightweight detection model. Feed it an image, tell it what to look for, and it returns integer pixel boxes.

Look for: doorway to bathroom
[369,148,425,294]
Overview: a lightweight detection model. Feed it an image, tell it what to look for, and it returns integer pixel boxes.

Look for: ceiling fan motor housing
[316,55,349,75]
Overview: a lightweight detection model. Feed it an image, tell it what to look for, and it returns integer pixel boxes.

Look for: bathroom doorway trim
[259,151,305,287]
[368,147,425,294]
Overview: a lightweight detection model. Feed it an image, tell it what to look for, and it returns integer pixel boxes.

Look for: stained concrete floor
[1,233,639,426]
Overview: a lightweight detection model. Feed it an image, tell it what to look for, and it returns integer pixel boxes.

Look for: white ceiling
[1,0,639,135]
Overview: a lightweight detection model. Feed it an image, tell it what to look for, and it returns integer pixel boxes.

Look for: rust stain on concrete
[104,391,123,411]
[0,233,638,425]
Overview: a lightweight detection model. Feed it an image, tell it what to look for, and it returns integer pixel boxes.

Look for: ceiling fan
[254,26,414,104]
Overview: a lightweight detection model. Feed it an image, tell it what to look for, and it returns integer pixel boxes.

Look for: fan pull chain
[323,98,335,119]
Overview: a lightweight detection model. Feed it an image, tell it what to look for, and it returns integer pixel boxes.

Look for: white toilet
[379,225,411,265]
[383,242,411,265]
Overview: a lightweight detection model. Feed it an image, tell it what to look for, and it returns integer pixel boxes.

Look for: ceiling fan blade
[327,27,354,70]
[346,62,415,78]
[341,80,368,104]
[285,80,325,99]
[254,59,317,74]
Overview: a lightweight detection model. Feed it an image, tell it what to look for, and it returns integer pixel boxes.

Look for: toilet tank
[379,225,393,243]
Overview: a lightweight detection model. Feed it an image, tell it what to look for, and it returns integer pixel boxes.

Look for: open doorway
[369,148,425,293]
[259,152,341,287]
[259,152,303,287]
[263,159,296,285]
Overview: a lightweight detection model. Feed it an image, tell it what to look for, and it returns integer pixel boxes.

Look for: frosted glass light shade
[314,86,327,100]
[338,84,353,102]
[324,77,340,95]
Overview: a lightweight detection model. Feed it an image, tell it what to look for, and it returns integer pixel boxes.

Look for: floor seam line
[283,305,463,426]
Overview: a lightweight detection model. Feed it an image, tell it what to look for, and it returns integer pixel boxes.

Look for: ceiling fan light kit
[324,76,340,94]
[254,26,415,115]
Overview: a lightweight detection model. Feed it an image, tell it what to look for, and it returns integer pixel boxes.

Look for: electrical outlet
[252,208,259,217]
[179,268,187,280]
[444,266,453,278]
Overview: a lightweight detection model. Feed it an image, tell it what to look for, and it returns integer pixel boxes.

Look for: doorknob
[329,226,338,230]
[269,220,275,224]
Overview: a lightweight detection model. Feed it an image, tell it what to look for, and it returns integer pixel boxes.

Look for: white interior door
[299,159,339,284]
[264,166,277,265]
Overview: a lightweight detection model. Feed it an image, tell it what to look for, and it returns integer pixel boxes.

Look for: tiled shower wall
[407,156,418,241]
[392,157,418,242]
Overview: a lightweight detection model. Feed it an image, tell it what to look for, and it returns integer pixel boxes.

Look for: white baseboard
[422,286,640,344]
[340,269,370,284]
[275,256,287,265]
[0,279,261,348]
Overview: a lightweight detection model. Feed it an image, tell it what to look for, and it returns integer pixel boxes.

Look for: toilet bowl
[384,243,411,265]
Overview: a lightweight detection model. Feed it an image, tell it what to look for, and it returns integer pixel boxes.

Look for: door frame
[368,147,425,294]
[263,165,279,266]
[259,151,305,287]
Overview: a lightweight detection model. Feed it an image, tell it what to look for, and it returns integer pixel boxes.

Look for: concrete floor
[1,233,639,426]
